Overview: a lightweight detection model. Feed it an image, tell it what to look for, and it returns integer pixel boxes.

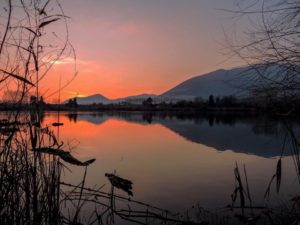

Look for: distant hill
[65,93,157,105]
[161,67,253,100]
[70,94,111,105]
[65,64,296,104]
[161,64,295,100]
[116,94,157,104]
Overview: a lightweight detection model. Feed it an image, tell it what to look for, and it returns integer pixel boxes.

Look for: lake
[41,112,299,212]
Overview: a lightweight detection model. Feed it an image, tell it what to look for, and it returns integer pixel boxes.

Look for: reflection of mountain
[66,113,109,125]
[159,119,286,157]
[64,113,296,157]
[65,112,155,125]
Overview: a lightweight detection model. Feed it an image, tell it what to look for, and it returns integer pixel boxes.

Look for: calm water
[43,112,299,214]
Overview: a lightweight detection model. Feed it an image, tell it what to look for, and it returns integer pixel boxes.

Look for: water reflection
[64,112,297,157]
[41,111,299,216]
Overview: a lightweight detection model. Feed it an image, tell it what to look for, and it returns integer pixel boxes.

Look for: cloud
[46,57,92,66]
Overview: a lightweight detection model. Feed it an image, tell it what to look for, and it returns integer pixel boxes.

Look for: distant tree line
[56,94,300,114]
[0,93,299,115]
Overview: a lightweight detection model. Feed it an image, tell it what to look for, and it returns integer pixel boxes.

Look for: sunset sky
[43,0,246,101]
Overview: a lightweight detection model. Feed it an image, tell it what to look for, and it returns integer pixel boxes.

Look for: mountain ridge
[65,93,157,105]
[65,64,292,104]
[161,67,251,99]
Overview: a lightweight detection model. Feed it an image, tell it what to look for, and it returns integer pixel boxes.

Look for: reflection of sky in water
[43,112,299,213]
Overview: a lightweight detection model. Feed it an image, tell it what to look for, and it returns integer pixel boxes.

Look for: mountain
[118,94,156,101]
[66,64,296,104]
[161,64,297,99]
[115,94,157,104]
[70,94,110,105]
[65,93,157,105]
[161,67,252,99]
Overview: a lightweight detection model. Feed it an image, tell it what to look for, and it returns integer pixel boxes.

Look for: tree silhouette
[228,0,300,107]
[208,94,215,107]
[142,97,153,106]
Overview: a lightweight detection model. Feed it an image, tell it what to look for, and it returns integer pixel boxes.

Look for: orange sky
[22,0,246,102]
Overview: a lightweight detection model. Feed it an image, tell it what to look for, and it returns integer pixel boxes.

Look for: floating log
[33,147,96,166]
[105,173,133,196]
